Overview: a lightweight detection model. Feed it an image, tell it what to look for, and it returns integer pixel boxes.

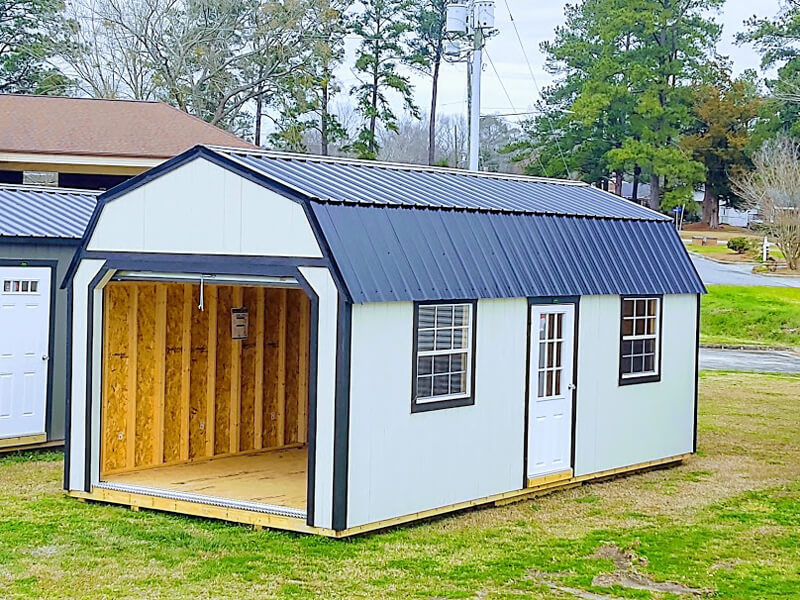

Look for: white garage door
[0,267,51,439]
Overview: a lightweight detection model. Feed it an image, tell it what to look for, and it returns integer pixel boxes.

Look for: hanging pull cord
[198,275,205,311]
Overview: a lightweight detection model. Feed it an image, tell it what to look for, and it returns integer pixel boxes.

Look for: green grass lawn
[1,372,799,599]
[701,285,800,350]
[687,244,736,255]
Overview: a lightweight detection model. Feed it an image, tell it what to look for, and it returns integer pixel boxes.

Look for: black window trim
[618,294,664,386]
[411,299,478,413]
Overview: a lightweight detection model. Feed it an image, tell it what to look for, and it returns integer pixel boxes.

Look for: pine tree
[270,0,350,154]
[1,0,68,93]
[409,0,448,165]
[682,72,761,228]
[349,0,419,159]
[513,0,723,211]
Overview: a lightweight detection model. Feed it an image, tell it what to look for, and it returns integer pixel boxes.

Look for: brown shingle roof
[0,95,256,159]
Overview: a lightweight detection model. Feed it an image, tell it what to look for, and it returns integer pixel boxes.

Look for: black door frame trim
[331,299,352,531]
[0,258,58,442]
[693,293,701,453]
[524,296,580,488]
[73,254,324,528]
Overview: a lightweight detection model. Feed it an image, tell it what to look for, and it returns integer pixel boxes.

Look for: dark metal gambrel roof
[0,185,98,239]
[219,148,666,221]
[208,148,703,302]
[75,146,703,301]
[310,204,705,303]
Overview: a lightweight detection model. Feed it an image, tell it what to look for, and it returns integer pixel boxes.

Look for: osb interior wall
[101,281,310,476]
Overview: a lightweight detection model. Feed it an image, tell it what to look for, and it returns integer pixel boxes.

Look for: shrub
[727,237,751,254]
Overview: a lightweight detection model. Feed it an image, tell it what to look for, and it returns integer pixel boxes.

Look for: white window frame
[619,296,662,382]
[412,301,476,411]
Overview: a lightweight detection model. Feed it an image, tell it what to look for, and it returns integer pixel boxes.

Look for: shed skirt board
[0,433,47,450]
[71,453,691,537]
[100,447,308,517]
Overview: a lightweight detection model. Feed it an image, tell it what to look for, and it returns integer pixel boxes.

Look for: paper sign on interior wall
[231,307,249,340]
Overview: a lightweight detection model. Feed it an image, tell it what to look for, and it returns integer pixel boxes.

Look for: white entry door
[0,267,51,439]
[527,304,575,480]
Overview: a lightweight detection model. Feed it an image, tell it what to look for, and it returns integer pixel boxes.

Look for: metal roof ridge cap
[0,183,101,195]
[206,148,321,201]
[207,146,588,186]
[586,185,669,220]
[306,197,667,221]
[0,232,82,239]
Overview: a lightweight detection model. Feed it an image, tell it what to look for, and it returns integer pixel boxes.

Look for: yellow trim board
[69,453,692,538]
[0,433,47,450]
[339,454,691,537]
[527,469,573,489]
[68,488,335,537]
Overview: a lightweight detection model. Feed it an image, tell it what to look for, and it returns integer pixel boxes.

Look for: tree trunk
[701,184,719,229]
[614,171,623,196]
[428,52,442,166]
[254,93,263,147]
[369,80,378,156]
[649,174,660,211]
[632,164,640,203]
[321,80,329,156]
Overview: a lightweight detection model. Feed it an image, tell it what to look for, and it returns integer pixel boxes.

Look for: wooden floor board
[103,447,307,510]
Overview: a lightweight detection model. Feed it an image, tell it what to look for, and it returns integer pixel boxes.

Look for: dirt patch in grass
[589,543,710,596]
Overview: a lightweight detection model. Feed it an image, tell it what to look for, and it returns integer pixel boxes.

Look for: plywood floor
[103,447,308,510]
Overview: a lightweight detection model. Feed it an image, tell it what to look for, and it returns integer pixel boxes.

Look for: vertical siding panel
[153,284,167,465]
[214,286,232,455]
[163,284,184,463]
[125,286,138,469]
[205,286,218,456]
[134,283,156,468]
[229,287,243,453]
[179,285,192,461]
[253,288,265,449]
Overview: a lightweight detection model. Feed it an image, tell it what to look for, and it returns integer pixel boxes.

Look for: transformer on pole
[445,1,497,171]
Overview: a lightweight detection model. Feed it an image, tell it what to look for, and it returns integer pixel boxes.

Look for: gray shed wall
[0,241,79,442]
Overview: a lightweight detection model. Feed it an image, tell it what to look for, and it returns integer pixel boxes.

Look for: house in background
[0,95,254,190]
[719,200,758,228]
[0,95,254,453]
[64,146,704,537]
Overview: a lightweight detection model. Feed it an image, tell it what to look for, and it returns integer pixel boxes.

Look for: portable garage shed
[64,146,704,536]
[0,184,97,450]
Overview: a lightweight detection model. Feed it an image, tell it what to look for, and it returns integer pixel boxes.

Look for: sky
[338,0,785,123]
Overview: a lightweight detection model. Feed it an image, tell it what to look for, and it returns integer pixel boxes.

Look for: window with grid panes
[536,311,565,398]
[414,303,473,403]
[620,297,660,380]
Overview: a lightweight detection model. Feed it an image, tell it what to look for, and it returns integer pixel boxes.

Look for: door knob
[41,355,49,361]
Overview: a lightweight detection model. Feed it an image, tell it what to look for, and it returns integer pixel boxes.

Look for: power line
[485,48,549,175]
[502,0,571,179]
[485,49,519,115]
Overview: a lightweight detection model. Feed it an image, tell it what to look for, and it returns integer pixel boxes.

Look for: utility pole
[444,2,497,171]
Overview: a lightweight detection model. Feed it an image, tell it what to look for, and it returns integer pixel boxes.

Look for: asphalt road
[690,254,800,287]
[699,348,800,374]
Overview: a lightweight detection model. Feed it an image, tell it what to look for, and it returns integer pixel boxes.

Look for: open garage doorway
[97,278,311,517]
